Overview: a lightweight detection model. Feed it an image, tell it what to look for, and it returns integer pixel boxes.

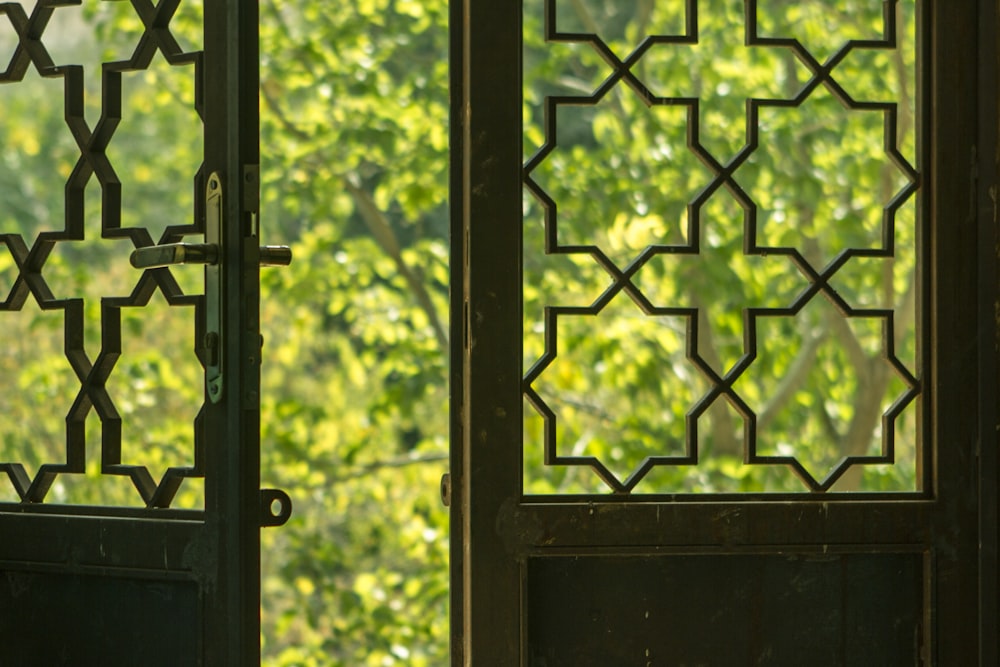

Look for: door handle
[129,172,291,403]
[129,242,219,268]
[258,246,293,267]
[130,244,292,269]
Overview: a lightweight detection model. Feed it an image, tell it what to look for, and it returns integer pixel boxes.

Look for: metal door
[453,0,997,664]
[0,1,288,663]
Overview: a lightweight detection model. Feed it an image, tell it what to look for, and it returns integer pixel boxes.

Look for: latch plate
[205,172,224,403]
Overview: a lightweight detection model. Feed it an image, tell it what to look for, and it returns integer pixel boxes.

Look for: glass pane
[522,0,920,494]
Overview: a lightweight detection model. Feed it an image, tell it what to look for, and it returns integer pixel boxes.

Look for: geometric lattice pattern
[0,0,204,507]
[522,0,920,494]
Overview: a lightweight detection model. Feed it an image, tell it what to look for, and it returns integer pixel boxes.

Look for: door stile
[927,0,986,662]
[975,0,1000,662]
[202,0,263,662]
[459,0,525,663]
[449,0,466,662]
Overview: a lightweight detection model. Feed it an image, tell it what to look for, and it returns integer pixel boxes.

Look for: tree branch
[260,80,449,354]
[757,327,826,433]
[342,179,449,353]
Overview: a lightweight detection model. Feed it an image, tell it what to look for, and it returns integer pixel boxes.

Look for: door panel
[527,551,924,666]
[455,0,992,663]
[2,569,200,665]
[0,0,282,662]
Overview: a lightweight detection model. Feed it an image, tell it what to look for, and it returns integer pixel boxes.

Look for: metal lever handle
[131,244,290,269]
[259,245,292,267]
[130,243,219,269]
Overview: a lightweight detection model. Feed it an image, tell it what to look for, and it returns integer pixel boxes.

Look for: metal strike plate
[204,172,224,403]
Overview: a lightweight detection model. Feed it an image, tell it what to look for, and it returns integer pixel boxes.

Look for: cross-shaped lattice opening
[753,0,892,61]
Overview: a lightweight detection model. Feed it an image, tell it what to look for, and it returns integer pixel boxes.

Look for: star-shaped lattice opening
[526,99,714,268]
[734,296,918,491]
[738,89,916,271]
[525,295,708,492]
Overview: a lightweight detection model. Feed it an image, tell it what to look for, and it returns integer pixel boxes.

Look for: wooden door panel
[527,552,924,666]
[1,570,200,665]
